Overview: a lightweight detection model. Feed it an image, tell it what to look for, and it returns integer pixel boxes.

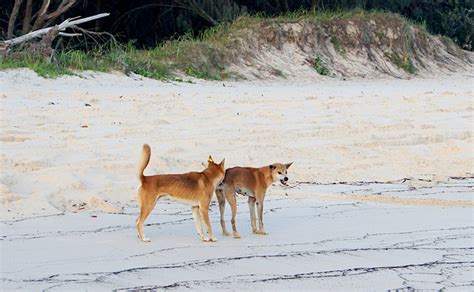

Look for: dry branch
[58,32,82,37]
[31,0,51,30]
[22,0,33,34]
[7,0,23,39]
[43,0,78,29]
[2,13,110,46]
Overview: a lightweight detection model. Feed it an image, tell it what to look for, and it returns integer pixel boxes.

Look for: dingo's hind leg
[223,188,240,239]
[136,190,158,242]
[216,188,229,236]
[248,197,257,234]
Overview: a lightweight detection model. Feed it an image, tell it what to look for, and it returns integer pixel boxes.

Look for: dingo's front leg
[191,206,209,241]
[256,199,268,235]
[200,207,216,242]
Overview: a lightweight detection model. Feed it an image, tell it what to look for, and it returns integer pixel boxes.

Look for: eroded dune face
[0,69,473,217]
[220,16,473,80]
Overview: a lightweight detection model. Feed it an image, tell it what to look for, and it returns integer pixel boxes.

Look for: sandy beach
[1,179,473,290]
[1,69,473,217]
[0,69,473,290]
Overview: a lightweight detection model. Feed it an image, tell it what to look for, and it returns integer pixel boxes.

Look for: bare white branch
[2,13,110,46]
[58,32,82,37]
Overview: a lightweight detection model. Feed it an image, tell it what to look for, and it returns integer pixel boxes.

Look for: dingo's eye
[278,171,282,174]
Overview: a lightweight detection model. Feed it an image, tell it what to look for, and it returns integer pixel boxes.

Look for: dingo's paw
[255,230,268,235]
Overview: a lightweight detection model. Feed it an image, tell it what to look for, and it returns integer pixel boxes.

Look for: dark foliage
[0,0,472,50]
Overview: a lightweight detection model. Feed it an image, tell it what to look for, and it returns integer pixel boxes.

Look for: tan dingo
[136,144,225,242]
[215,162,292,238]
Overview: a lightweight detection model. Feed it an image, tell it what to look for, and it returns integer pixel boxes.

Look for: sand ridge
[311,192,474,208]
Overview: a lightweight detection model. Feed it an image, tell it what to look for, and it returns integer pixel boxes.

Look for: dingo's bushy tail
[138,144,151,184]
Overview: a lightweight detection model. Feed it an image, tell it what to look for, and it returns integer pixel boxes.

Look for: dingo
[136,144,225,242]
[216,162,292,238]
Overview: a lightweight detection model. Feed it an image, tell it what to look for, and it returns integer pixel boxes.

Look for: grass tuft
[312,54,332,76]
[387,53,417,74]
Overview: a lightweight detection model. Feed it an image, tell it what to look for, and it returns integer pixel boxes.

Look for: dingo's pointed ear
[208,155,214,164]
[219,158,225,166]
[269,164,276,170]
[285,162,293,169]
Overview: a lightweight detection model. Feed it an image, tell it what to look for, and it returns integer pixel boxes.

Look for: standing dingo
[136,144,225,242]
[216,162,292,238]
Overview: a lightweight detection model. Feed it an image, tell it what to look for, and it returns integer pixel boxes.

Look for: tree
[5,0,78,40]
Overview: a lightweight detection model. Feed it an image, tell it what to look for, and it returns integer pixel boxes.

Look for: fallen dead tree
[2,13,110,46]
[1,13,110,59]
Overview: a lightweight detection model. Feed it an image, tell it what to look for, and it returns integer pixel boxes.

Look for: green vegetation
[312,54,331,76]
[0,10,370,79]
[2,0,471,55]
[0,45,168,79]
[0,41,211,80]
[1,16,244,79]
[0,54,71,78]
[265,8,358,22]
[388,53,417,74]
[0,9,453,80]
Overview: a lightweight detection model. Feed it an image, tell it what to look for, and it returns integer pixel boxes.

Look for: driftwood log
[2,13,110,46]
[1,13,109,59]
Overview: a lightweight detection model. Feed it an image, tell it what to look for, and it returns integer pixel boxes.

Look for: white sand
[1,69,472,218]
[0,69,473,290]
[1,180,472,290]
